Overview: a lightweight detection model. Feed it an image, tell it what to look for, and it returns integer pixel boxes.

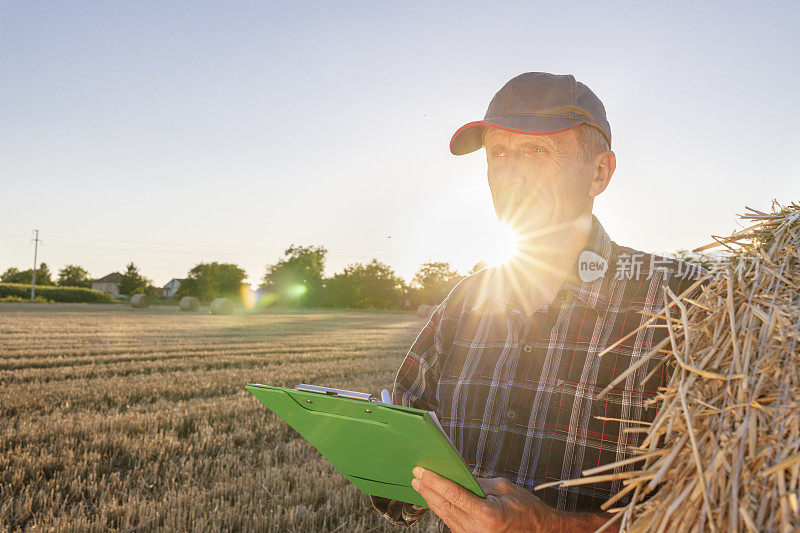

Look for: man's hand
[411,467,617,533]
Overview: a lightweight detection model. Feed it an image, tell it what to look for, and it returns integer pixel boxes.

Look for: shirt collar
[472,215,614,317]
[557,214,613,313]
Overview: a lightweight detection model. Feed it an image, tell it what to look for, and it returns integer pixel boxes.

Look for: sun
[485,222,522,266]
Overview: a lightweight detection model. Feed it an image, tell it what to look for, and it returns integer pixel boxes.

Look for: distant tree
[401,284,422,310]
[320,275,350,308]
[0,263,54,285]
[35,263,54,285]
[468,261,489,275]
[671,249,715,270]
[412,261,461,305]
[118,262,151,296]
[176,262,247,303]
[261,245,327,306]
[57,264,91,288]
[322,259,405,309]
[0,267,21,283]
[39,263,54,285]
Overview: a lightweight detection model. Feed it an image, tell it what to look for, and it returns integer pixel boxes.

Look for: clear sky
[2,1,798,287]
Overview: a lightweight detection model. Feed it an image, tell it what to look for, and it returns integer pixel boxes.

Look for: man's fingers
[411,476,469,532]
[413,467,483,515]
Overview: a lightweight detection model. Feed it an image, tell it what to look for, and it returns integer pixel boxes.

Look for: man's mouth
[499,186,535,205]
[495,187,551,229]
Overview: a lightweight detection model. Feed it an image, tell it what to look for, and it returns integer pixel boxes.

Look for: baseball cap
[449,72,611,156]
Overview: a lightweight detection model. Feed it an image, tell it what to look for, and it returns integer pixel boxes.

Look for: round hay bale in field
[210,298,234,315]
[179,296,200,312]
[549,201,800,532]
[416,304,432,318]
[130,294,150,308]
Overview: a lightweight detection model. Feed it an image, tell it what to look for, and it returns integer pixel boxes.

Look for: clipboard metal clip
[297,383,378,402]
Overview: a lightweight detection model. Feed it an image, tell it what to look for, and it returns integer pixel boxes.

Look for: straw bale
[179,296,200,312]
[130,294,150,308]
[545,202,800,532]
[210,298,234,315]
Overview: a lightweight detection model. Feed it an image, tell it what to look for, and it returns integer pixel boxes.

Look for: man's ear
[589,150,616,198]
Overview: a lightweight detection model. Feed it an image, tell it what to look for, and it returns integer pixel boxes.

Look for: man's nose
[498,157,529,188]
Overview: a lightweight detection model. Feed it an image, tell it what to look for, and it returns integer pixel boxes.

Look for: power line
[42,233,402,253]
[38,242,414,258]
[33,233,413,258]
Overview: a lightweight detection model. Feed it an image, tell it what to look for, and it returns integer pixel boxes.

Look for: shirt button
[507,410,516,419]
[523,344,533,353]
[557,293,567,304]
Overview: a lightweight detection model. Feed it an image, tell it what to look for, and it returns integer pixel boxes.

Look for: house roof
[165,278,186,286]
[94,272,122,283]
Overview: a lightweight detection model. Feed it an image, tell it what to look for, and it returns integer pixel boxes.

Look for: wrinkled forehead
[482,126,574,149]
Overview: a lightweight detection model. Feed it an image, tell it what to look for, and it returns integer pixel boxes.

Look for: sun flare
[486,222,522,266]
[240,285,256,308]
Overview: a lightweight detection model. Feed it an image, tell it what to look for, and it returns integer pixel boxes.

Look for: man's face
[483,127,596,237]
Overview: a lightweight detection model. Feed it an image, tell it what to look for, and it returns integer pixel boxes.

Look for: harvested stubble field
[0,302,439,532]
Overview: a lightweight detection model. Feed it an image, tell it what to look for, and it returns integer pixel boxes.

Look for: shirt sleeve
[392,301,448,411]
[370,300,451,526]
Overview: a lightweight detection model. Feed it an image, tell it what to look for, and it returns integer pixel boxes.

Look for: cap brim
[449,116,585,156]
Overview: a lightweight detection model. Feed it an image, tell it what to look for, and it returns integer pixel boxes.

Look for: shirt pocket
[442,310,515,377]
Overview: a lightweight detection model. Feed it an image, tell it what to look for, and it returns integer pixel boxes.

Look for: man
[371,72,707,532]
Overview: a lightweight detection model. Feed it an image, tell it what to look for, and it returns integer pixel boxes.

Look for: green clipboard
[245,383,485,507]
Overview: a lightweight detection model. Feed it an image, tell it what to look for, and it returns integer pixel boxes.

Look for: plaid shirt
[372,215,707,528]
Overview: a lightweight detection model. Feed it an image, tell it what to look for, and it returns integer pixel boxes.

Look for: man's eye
[525,146,546,155]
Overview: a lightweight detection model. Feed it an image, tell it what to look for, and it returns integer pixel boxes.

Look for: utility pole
[31,229,40,302]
